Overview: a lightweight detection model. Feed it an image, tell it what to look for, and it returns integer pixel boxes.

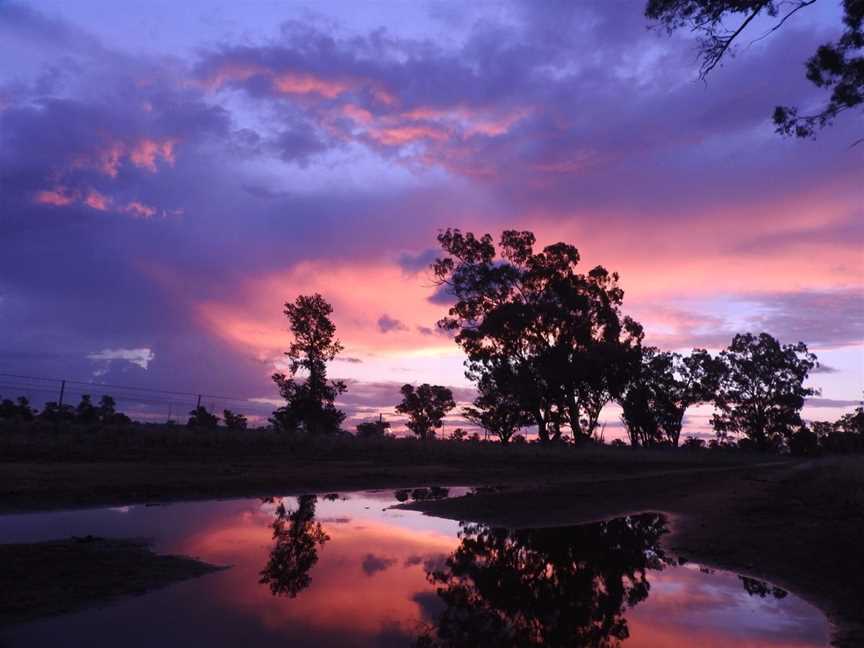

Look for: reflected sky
[0,492,829,647]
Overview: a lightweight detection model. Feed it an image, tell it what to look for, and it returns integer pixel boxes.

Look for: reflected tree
[416,514,668,647]
[260,495,330,598]
[739,576,788,599]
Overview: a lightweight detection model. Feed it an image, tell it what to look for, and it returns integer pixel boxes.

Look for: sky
[0,0,861,436]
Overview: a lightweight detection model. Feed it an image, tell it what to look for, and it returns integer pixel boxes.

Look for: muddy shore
[0,537,223,627]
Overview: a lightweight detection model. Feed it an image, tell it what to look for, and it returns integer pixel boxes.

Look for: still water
[0,489,829,647]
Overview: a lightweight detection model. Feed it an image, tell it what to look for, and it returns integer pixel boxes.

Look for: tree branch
[701,1,770,79]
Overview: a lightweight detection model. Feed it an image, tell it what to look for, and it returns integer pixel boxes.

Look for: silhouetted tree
[681,436,706,450]
[621,348,723,447]
[415,514,669,647]
[449,427,467,441]
[271,294,347,435]
[0,396,35,421]
[711,333,817,450]
[645,0,864,138]
[788,426,820,456]
[396,384,455,440]
[75,395,98,423]
[740,576,788,599]
[356,414,390,438]
[38,401,74,422]
[260,495,329,598]
[433,229,642,444]
[463,365,530,445]
[817,399,864,453]
[223,409,248,430]
[187,405,219,429]
[835,403,864,435]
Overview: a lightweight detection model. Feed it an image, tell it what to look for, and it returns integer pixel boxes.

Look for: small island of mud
[0,536,225,627]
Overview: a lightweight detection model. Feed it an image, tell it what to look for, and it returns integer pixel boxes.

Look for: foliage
[271,294,347,435]
[433,229,642,443]
[788,426,820,457]
[396,384,455,440]
[223,409,248,431]
[681,436,706,450]
[645,0,864,138]
[462,364,531,445]
[0,396,35,422]
[356,415,391,438]
[711,333,817,450]
[259,495,329,598]
[621,348,723,447]
[187,405,219,429]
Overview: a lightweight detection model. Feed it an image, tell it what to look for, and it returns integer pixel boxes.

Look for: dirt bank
[0,536,224,627]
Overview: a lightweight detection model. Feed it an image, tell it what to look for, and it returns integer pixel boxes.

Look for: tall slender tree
[271,294,347,435]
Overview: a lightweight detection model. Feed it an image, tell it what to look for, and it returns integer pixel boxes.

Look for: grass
[0,420,768,468]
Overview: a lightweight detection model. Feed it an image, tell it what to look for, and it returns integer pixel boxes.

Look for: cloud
[805,398,861,409]
[377,314,408,333]
[397,249,438,275]
[360,553,396,576]
[426,285,454,306]
[86,347,155,370]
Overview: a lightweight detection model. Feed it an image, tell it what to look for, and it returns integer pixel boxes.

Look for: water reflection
[416,514,668,647]
[259,495,329,598]
[0,494,830,648]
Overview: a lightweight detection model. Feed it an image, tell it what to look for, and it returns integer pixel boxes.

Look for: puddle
[0,490,830,647]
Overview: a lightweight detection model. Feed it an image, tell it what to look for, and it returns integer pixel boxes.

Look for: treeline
[0,393,251,431]
[262,229,863,454]
[2,229,861,454]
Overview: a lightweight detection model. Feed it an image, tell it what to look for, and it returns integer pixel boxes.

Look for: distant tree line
[262,228,861,455]
[2,230,861,455]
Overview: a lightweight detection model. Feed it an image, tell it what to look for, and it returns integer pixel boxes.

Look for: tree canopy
[271,294,347,435]
[646,0,864,138]
[396,383,456,440]
[434,229,642,443]
[712,332,817,450]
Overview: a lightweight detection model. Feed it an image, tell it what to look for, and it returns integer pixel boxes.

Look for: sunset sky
[1,1,861,435]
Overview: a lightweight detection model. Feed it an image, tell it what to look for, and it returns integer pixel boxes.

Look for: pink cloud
[273,72,350,98]
[128,138,177,171]
[122,201,157,219]
[83,190,110,211]
[34,187,76,206]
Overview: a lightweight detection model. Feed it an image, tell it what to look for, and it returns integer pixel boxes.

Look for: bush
[788,428,820,457]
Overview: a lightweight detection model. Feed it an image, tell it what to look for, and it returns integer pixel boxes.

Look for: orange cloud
[369,124,450,145]
[68,137,178,177]
[34,187,76,206]
[273,72,350,98]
